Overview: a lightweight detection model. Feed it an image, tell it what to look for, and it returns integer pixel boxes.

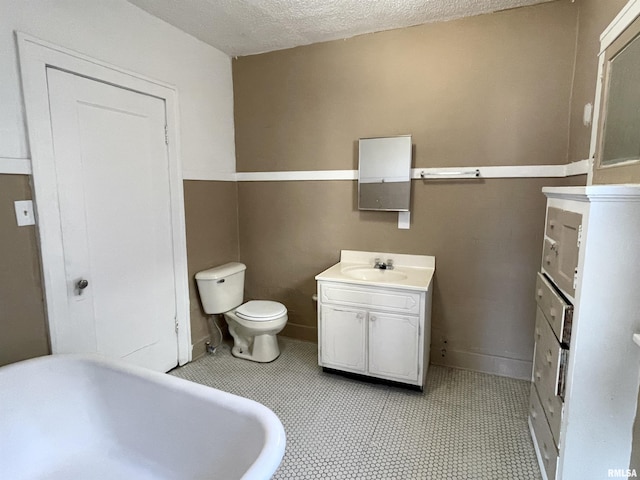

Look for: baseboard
[430,348,532,380]
[281,323,318,343]
[191,336,210,361]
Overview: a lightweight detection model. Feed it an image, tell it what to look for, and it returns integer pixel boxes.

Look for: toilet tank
[195,262,246,314]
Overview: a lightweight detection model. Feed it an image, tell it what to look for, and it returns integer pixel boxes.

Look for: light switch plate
[14,200,35,226]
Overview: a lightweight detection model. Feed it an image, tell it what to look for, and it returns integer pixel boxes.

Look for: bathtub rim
[0,353,286,480]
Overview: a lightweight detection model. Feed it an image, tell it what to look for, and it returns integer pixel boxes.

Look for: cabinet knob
[370,316,376,322]
[356,313,364,320]
[549,308,557,319]
[537,288,543,298]
[546,350,553,365]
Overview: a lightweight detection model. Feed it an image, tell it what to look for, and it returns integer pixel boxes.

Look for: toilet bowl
[195,262,288,363]
[224,300,288,362]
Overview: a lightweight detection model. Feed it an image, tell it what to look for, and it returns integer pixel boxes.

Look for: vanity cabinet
[317,280,432,389]
[529,186,640,480]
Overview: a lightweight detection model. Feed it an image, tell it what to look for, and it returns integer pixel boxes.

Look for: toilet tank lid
[195,262,246,280]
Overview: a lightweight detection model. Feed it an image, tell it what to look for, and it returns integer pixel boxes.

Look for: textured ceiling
[128,0,555,57]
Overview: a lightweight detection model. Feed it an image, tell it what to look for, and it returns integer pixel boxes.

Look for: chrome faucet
[374,258,394,270]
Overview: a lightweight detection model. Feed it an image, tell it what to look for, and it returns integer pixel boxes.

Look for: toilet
[195,262,288,363]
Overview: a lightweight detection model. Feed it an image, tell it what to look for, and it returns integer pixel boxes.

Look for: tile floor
[170,338,541,480]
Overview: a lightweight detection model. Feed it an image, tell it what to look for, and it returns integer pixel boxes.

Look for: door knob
[76,279,89,295]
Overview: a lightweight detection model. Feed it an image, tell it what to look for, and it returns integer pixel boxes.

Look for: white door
[320,305,367,373]
[368,312,419,382]
[46,68,178,372]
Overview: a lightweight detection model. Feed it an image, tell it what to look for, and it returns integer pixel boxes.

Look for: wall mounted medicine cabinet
[592,5,640,183]
[358,135,412,211]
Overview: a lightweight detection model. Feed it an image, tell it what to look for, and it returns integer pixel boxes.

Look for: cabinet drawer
[535,273,573,345]
[545,207,562,242]
[534,307,567,398]
[542,208,582,298]
[530,386,558,480]
[533,308,564,445]
[320,282,422,315]
[546,207,582,244]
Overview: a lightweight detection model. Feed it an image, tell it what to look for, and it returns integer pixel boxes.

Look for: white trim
[564,159,590,177]
[236,169,357,181]
[543,184,640,202]
[229,163,587,182]
[182,170,238,182]
[2,161,592,181]
[0,157,32,175]
[599,0,640,53]
[17,32,192,366]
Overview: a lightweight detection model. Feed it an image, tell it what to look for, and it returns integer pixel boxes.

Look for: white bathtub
[0,354,286,480]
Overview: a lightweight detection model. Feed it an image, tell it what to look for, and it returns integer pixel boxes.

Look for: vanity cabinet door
[320,305,367,373]
[368,312,420,383]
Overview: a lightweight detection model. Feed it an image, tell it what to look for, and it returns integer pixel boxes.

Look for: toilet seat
[235,300,287,322]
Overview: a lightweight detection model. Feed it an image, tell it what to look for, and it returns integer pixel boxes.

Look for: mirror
[358,135,412,211]
[597,21,640,168]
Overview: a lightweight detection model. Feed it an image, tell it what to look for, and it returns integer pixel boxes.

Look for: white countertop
[315,250,435,292]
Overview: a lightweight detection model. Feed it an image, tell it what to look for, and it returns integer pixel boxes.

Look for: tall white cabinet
[529,186,640,479]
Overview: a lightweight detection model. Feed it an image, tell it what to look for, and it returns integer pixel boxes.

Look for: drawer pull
[549,220,555,229]
[535,370,542,381]
[537,288,543,298]
[550,308,557,319]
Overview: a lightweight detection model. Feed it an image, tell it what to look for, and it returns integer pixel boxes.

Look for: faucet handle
[374,257,381,267]
[386,259,394,269]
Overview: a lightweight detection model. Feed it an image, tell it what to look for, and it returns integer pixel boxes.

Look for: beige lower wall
[0,178,238,366]
[183,180,240,358]
[0,175,49,366]
[239,175,586,375]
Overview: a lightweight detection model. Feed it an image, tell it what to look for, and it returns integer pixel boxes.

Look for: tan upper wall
[234,0,579,173]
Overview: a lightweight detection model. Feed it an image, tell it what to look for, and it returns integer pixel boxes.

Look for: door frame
[17,32,192,366]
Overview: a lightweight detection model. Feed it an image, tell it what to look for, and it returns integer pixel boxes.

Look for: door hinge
[164,124,169,145]
[175,318,179,333]
[577,224,582,248]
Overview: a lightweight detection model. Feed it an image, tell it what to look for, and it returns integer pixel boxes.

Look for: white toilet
[195,262,288,363]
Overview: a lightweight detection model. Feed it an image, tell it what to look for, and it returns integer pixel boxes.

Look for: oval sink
[341,266,408,282]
